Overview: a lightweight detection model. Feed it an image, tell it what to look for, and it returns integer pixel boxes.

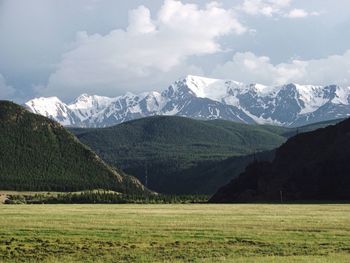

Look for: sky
[0,0,350,102]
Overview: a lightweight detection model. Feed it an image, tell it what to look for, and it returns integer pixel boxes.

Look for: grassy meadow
[0,204,349,262]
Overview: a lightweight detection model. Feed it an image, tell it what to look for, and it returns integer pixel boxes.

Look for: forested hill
[0,101,148,194]
[70,116,288,193]
[210,118,350,202]
[72,115,288,156]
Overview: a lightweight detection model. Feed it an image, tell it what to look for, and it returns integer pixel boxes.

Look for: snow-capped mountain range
[25,75,350,128]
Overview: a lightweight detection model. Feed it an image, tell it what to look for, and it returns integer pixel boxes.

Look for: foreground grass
[0,204,349,262]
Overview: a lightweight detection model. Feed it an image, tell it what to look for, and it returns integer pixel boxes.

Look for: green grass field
[0,204,349,262]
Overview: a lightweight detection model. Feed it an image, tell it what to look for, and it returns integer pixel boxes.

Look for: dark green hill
[210,118,350,202]
[175,119,345,195]
[0,101,148,194]
[70,116,288,194]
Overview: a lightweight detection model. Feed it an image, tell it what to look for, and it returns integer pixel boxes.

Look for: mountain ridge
[25,75,350,128]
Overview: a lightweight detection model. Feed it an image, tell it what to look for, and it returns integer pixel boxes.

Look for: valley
[70,116,341,194]
[1,100,346,199]
[2,1,350,262]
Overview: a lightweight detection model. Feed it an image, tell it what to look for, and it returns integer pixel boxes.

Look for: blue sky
[0,0,350,102]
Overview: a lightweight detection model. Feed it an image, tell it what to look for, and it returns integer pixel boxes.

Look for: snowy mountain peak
[184,75,226,100]
[25,96,73,125]
[250,83,279,96]
[25,76,350,128]
[74,93,90,99]
[25,96,66,115]
[175,75,245,102]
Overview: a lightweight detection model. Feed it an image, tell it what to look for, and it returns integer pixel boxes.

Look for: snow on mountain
[68,94,117,121]
[25,97,73,126]
[25,75,350,127]
[184,75,227,100]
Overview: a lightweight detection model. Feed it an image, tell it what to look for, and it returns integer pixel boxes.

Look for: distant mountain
[0,101,148,194]
[70,116,289,194]
[209,118,350,202]
[26,75,350,127]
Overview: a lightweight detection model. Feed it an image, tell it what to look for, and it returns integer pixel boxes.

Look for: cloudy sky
[1,0,350,102]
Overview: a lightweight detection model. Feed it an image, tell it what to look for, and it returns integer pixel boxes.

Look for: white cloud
[127,5,156,35]
[239,0,292,16]
[239,0,320,19]
[212,50,350,87]
[41,0,246,99]
[0,74,15,100]
[286,8,320,18]
[286,8,308,18]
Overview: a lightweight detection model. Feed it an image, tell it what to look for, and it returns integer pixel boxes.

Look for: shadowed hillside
[210,118,350,202]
